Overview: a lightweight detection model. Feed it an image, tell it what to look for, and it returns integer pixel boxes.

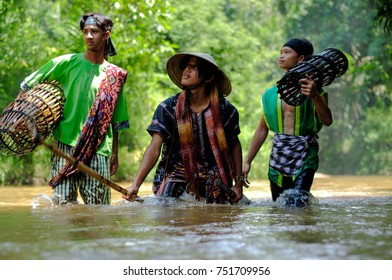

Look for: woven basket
[277,48,348,106]
[0,81,65,156]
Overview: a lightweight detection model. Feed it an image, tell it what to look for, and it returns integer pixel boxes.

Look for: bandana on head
[283,38,314,58]
[85,16,96,26]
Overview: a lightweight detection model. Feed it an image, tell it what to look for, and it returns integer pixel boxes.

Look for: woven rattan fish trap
[0,81,65,156]
[277,48,349,106]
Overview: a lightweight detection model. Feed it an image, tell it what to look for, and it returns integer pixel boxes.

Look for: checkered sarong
[269,133,317,176]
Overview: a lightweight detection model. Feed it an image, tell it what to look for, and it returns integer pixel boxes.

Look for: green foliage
[0,0,391,186]
[357,103,392,174]
[374,0,392,32]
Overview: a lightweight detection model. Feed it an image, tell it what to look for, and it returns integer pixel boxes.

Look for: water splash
[113,191,249,208]
[276,188,319,207]
[31,193,55,208]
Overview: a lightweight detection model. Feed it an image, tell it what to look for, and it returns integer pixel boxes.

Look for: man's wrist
[235,175,249,188]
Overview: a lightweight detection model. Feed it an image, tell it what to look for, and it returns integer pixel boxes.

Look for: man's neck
[188,88,210,113]
[84,50,105,64]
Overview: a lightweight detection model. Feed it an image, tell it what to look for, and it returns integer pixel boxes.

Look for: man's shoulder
[105,61,126,70]
[106,63,128,79]
[221,97,236,109]
[52,53,83,62]
[264,85,278,95]
[161,94,179,106]
[261,85,278,103]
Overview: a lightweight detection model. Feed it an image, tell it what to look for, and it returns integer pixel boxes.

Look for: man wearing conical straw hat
[123,52,245,204]
[19,13,129,205]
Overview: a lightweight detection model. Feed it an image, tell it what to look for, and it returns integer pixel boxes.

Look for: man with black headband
[123,52,246,204]
[243,38,333,206]
[19,13,129,205]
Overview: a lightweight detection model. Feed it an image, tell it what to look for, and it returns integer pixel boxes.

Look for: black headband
[283,38,314,58]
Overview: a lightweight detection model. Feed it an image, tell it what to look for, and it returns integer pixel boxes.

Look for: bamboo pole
[41,141,131,197]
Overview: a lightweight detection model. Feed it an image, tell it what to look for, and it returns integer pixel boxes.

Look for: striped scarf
[49,64,127,188]
[175,87,234,199]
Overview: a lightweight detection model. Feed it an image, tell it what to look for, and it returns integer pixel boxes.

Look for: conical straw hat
[166,52,232,96]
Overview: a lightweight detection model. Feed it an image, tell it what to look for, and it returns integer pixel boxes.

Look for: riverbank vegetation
[0,0,391,185]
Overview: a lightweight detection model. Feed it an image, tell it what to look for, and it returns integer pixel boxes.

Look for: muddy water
[0,176,391,260]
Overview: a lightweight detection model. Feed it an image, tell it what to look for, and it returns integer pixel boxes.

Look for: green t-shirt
[21,53,129,157]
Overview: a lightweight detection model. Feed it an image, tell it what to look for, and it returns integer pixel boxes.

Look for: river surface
[0,175,391,260]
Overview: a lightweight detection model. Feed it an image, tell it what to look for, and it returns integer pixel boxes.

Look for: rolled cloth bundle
[0,81,65,156]
[277,48,349,106]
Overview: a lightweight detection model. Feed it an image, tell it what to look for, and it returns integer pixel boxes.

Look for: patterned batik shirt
[147,93,240,190]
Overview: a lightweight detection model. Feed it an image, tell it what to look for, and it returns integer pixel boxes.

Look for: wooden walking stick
[41,141,142,201]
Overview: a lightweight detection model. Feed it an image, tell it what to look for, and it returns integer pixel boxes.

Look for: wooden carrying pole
[41,142,129,196]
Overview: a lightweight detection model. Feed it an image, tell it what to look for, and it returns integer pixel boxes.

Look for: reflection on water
[0,176,391,260]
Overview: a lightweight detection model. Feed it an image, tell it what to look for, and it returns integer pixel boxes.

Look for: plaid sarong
[269,133,317,177]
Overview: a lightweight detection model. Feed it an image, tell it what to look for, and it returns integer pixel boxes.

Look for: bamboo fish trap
[0,81,65,156]
[277,48,349,106]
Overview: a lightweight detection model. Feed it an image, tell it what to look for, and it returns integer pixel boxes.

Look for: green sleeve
[21,54,73,90]
[111,85,130,132]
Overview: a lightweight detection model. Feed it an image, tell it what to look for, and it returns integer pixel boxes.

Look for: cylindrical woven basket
[277,48,349,106]
[0,81,65,156]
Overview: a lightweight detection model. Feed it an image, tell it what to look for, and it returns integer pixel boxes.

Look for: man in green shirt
[20,13,129,205]
[243,38,333,206]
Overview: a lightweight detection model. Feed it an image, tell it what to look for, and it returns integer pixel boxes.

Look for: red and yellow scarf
[175,87,234,199]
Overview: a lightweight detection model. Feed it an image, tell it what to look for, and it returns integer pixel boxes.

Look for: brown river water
[0,175,391,260]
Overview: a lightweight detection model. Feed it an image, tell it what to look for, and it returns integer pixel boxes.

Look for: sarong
[269,133,317,176]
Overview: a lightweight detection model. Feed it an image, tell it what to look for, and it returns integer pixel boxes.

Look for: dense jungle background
[0,0,391,185]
